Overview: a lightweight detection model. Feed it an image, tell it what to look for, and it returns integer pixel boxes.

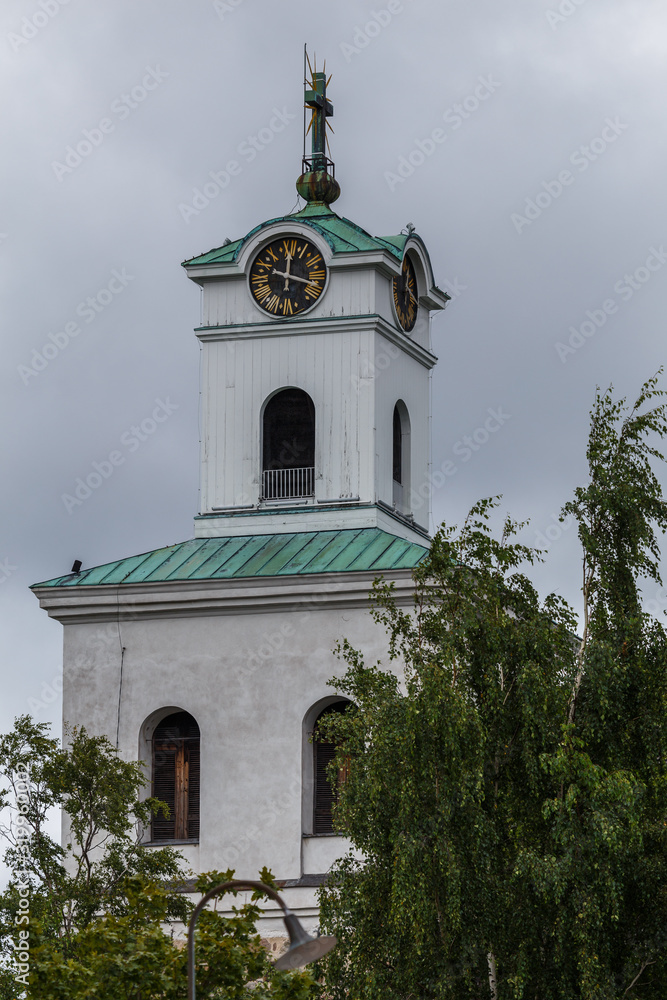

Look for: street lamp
[187,878,337,1000]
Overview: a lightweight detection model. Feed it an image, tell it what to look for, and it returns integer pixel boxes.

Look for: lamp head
[274,911,337,970]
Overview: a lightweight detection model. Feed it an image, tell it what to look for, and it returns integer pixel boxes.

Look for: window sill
[143,839,200,847]
[259,498,315,508]
[302,832,345,838]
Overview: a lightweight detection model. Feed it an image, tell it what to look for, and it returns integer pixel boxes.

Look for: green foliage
[0,719,317,999]
[564,373,667,637]
[0,718,187,950]
[25,874,317,1000]
[318,377,667,999]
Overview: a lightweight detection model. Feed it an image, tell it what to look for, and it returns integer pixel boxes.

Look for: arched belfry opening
[392,400,411,512]
[262,387,315,499]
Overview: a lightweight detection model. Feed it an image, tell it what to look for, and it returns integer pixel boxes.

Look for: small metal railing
[262,466,315,500]
[301,154,335,176]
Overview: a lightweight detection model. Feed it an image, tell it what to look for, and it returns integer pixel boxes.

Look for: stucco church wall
[61,586,402,882]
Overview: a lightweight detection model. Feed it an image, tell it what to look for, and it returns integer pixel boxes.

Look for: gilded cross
[304,70,333,169]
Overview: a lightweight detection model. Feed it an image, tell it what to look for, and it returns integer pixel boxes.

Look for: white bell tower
[183,70,448,544]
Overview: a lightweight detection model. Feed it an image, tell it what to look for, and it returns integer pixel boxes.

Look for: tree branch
[624,958,655,995]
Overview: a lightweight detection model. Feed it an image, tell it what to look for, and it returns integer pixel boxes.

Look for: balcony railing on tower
[262,466,315,500]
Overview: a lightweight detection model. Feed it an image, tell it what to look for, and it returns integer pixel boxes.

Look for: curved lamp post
[187,878,337,1000]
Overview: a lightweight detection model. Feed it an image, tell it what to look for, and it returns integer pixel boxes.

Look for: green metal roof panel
[253,532,320,576]
[354,533,412,571]
[167,538,238,580]
[312,528,384,573]
[31,529,428,589]
[181,206,406,267]
[276,529,357,573]
[140,539,215,582]
[182,238,243,267]
[390,540,430,570]
[227,533,298,577]
[116,544,194,583]
[69,554,146,586]
[208,534,282,577]
[152,538,219,580]
[375,235,409,255]
[338,530,397,571]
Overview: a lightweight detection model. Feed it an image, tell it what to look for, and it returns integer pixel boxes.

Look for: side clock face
[249,237,327,317]
[393,255,418,332]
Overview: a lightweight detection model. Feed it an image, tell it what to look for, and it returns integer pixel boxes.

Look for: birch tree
[318,375,667,999]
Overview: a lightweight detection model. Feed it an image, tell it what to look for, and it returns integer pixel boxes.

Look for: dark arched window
[392,401,410,511]
[313,702,350,835]
[262,388,315,499]
[152,711,200,842]
[393,405,403,485]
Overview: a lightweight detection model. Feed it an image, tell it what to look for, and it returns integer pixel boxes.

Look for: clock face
[393,255,418,332]
[249,237,327,317]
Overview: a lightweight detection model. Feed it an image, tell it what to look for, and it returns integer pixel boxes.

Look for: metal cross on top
[303,50,334,173]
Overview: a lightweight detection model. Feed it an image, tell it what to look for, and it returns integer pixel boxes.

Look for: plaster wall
[61,587,396,883]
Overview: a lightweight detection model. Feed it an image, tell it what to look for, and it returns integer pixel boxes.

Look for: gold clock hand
[271,269,318,287]
[283,252,293,291]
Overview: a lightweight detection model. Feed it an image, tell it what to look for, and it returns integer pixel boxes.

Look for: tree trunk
[487,951,498,1000]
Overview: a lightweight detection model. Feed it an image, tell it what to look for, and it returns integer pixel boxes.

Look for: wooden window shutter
[187,741,200,841]
[152,711,200,842]
[152,741,177,841]
[313,703,349,835]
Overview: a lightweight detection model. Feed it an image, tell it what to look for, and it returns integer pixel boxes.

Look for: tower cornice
[193,313,438,369]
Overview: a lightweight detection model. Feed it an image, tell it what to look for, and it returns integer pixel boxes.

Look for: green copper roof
[31,528,428,589]
[182,204,408,268]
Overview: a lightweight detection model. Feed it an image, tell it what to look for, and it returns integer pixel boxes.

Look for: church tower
[185,67,446,542]
[31,62,448,942]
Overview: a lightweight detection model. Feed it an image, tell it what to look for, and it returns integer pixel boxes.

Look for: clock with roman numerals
[249,237,327,317]
[393,254,418,332]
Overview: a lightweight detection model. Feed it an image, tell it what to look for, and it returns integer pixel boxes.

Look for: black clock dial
[393,255,418,332]
[249,237,327,317]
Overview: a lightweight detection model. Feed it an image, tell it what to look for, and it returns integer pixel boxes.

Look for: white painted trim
[403,235,450,310]
[193,502,429,542]
[375,318,438,369]
[327,250,400,278]
[194,314,437,369]
[183,261,244,281]
[31,567,419,625]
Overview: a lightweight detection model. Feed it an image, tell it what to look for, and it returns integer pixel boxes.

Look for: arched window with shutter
[152,711,200,842]
[313,702,350,835]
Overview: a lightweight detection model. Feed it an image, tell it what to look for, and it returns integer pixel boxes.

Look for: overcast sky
[2,0,667,741]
